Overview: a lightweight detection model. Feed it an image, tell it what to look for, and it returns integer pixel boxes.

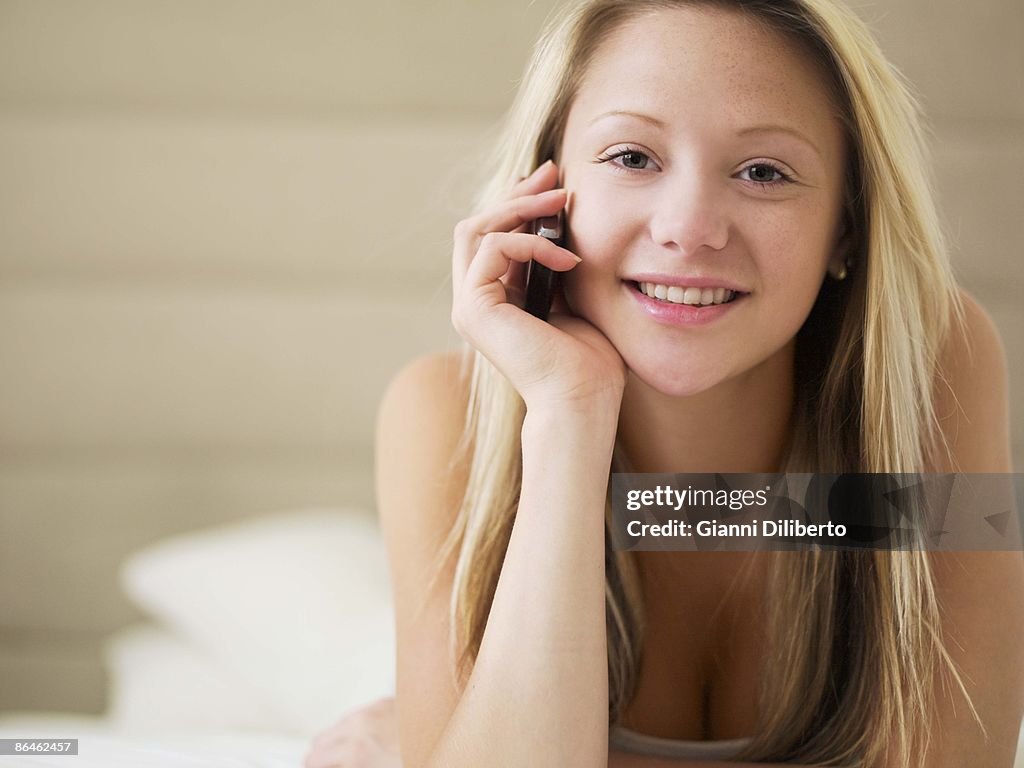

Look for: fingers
[450,159,581,356]
[468,232,578,285]
[502,259,528,309]
[461,231,578,314]
[509,158,560,199]
[466,186,566,245]
[452,159,563,291]
[452,187,567,296]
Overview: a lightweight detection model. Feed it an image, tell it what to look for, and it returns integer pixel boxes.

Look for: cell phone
[524,210,564,322]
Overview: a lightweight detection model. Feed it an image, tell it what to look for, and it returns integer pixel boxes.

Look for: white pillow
[119,507,396,736]
[104,622,283,732]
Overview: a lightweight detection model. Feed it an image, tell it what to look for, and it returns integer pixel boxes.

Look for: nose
[648,170,730,256]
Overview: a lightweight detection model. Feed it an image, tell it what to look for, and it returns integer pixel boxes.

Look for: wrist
[523,397,622,441]
[525,383,624,418]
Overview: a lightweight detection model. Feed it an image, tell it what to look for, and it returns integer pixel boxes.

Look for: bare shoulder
[921,289,1022,765]
[931,287,1012,473]
[373,349,474,768]
[374,349,474,586]
[376,349,472,439]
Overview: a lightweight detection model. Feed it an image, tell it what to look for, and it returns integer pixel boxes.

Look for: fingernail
[571,254,582,263]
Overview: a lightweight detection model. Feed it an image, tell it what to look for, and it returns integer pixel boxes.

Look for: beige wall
[0,0,1020,714]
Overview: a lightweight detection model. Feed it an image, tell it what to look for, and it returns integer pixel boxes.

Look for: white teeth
[636,281,739,306]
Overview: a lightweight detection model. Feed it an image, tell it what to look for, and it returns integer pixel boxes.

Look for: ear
[827,217,854,279]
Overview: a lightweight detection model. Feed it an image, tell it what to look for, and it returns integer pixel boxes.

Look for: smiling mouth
[628,281,747,307]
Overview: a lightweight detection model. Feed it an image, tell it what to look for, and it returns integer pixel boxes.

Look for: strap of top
[609,725,752,760]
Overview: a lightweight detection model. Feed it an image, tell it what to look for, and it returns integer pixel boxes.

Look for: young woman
[305,1,1023,766]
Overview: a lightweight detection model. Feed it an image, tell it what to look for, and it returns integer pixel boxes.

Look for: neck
[616,341,795,474]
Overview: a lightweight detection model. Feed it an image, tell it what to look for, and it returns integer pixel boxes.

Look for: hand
[302,696,402,768]
[451,160,627,412]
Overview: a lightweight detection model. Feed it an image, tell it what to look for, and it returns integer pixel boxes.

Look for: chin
[624,356,729,398]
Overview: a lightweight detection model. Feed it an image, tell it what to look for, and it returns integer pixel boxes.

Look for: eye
[737,162,793,189]
[595,145,658,174]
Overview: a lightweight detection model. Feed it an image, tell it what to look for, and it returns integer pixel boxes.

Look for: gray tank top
[609,725,753,760]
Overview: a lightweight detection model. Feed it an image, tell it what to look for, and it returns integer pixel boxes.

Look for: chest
[617,552,769,741]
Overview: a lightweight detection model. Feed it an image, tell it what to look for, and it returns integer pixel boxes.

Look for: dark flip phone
[524,210,564,322]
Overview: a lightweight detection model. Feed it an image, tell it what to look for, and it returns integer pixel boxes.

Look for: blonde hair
[427,1,977,765]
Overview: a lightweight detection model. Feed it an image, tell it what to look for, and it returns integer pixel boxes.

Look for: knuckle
[454,216,480,242]
[479,231,503,251]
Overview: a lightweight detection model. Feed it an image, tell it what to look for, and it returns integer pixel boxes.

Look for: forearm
[428,404,620,768]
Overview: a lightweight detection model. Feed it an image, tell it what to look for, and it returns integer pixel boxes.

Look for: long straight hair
[426,1,976,765]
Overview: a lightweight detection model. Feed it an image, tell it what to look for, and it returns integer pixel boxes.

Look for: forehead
[568,6,843,149]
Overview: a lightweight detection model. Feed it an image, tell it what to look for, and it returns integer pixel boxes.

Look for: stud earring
[831,257,853,281]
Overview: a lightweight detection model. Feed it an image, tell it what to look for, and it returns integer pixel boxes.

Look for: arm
[376,353,620,768]
[910,289,1024,767]
[431,404,619,767]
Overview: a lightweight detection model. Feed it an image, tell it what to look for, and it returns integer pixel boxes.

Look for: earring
[831,257,853,281]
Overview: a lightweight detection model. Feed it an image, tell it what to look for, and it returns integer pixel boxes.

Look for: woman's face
[559,6,849,397]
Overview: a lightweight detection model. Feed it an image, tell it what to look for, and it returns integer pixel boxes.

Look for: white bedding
[0,509,395,767]
[0,713,308,767]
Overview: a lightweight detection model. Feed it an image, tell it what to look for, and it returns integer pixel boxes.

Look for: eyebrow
[589,109,667,128]
[588,110,824,161]
[736,124,824,161]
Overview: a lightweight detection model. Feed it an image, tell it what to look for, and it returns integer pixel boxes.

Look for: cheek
[753,215,831,302]
[560,191,640,307]
[564,188,637,262]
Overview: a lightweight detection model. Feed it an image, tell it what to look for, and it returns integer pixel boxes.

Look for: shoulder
[374,351,476,766]
[921,289,1022,764]
[931,287,1011,473]
[374,349,473,546]
[376,349,472,450]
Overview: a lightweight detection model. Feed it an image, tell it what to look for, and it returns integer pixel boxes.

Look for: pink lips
[625,280,745,327]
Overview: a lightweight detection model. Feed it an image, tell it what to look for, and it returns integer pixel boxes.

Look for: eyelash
[595,145,794,189]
